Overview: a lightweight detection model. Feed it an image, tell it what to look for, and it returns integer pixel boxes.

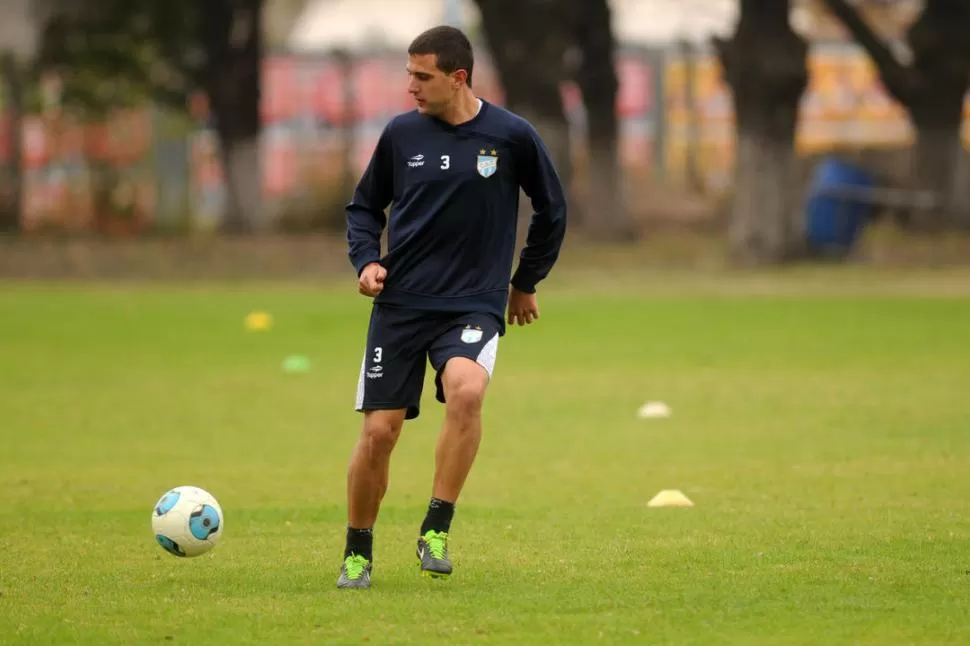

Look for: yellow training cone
[245,311,274,331]
[647,489,694,508]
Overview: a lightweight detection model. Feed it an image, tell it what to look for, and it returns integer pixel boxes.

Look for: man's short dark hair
[408,25,474,87]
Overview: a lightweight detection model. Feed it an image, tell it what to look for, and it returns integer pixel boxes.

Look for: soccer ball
[151,486,224,557]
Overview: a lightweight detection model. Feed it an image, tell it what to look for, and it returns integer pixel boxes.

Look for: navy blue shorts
[354,305,503,420]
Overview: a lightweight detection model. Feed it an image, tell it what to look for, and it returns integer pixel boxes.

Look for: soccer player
[337,25,567,589]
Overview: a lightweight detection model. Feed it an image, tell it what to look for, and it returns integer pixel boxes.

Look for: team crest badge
[460,325,484,344]
[476,149,498,178]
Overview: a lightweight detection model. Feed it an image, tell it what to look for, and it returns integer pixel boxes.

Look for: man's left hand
[507,287,539,326]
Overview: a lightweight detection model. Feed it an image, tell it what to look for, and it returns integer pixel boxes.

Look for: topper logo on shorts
[366,346,384,378]
[460,325,483,344]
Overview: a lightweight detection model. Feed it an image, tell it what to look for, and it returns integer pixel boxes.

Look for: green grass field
[1,270,968,645]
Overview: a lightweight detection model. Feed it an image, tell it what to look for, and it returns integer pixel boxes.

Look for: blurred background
[0,0,967,277]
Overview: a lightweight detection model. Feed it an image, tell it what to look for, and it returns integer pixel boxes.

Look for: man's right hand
[358,262,387,297]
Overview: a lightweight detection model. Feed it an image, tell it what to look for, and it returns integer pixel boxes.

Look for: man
[338,24,567,589]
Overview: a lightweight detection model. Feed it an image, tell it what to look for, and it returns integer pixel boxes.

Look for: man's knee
[361,410,406,457]
[442,358,489,415]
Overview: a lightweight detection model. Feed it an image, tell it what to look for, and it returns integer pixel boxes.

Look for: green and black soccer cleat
[416,530,452,579]
[336,554,372,589]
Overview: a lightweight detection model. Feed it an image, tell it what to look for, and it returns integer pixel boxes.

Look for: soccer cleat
[416,530,452,578]
[336,554,372,589]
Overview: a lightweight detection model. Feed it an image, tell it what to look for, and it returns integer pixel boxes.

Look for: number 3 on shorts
[373,347,383,363]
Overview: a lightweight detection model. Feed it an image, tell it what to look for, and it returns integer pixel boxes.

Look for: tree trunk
[201,0,264,234]
[713,0,808,265]
[218,136,262,232]
[474,0,574,215]
[952,146,970,230]
[822,0,970,229]
[910,103,965,229]
[0,53,23,233]
[906,3,970,229]
[573,0,633,241]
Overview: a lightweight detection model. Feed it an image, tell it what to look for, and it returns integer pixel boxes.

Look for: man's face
[407,53,463,116]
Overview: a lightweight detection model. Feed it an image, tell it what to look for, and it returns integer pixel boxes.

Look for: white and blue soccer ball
[151,486,224,557]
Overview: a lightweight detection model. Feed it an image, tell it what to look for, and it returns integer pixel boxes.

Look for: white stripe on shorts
[354,354,367,410]
[476,333,499,379]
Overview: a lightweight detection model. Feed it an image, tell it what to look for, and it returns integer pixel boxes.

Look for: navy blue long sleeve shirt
[346,99,567,327]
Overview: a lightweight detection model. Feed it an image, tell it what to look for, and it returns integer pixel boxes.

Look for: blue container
[804,157,875,253]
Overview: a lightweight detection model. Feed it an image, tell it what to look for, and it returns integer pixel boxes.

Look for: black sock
[344,527,373,561]
[420,497,455,535]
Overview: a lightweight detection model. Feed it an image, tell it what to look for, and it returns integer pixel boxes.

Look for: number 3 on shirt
[440,155,450,170]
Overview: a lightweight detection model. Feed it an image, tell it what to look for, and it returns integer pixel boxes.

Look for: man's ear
[452,68,468,88]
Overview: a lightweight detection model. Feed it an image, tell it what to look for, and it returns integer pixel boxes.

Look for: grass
[1,269,969,644]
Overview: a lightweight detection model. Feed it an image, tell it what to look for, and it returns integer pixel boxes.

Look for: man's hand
[358,262,387,297]
[507,287,539,326]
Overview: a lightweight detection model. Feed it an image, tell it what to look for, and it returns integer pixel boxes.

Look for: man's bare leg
[417,358,489,578]
[433,358,489,501]
[348,409,407,528]
[338,408,407,589]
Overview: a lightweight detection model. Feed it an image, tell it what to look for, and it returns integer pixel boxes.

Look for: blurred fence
[3,40,970,234]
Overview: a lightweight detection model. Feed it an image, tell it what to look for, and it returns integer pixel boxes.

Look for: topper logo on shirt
[477,149,498,178]
[408,154,425,168]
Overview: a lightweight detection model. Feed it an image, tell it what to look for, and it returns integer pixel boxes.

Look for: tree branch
[821,0,915,103]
